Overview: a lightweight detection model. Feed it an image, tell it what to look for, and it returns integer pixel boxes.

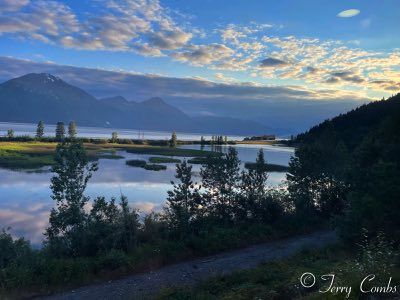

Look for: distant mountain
[295,93,400,150]
[0,73,271,135]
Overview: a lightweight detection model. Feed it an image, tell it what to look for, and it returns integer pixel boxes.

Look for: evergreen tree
[169,131,177,147]
[45,140,98,257]
[55,122,65,140]
[200,147,240,222]
[68,121,77,138]
[111,132,118,143]
[117,195,140,252]
[7,129,14,139]
[166,160,202,236]
[36,121,45,139]
[239,149,279,222]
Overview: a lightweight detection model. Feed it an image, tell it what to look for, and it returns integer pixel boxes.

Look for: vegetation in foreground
[0,139,302,298]
[156,237,400,299]
[1,94,399,298]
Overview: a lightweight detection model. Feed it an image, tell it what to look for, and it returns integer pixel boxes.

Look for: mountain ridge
[0,73,272,135]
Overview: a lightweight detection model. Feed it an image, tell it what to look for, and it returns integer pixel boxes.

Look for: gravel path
[37,231,337,300]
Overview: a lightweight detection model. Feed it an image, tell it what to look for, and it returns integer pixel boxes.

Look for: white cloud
[0,0,29,12]
[337,9,360,18]
[0,1,397,96]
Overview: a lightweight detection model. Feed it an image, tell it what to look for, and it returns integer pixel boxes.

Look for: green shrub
[96,249,130,271]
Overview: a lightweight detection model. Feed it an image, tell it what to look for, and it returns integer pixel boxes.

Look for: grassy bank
[0,141,220,169]
[125,147,222,158]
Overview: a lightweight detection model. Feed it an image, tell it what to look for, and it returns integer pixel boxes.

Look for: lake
[0,121,246,141]
[0,123,294,245]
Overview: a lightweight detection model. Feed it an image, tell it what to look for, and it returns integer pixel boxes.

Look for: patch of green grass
[143,164,167,171]
[97,154,125,160]
[187,157,210,165]
[0,152,54,169]
[149,157,181,164]
[126,159,147,168]
[125,160,167,171]
[126,147,222,158]
[244,162,290,172]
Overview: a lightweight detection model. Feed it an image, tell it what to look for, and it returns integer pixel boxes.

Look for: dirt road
[38,230,337,300]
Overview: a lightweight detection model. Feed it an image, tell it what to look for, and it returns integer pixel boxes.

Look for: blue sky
[0,0,399,130]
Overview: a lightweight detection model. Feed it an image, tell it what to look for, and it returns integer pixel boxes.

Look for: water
[0,123,294,245]
[0,122,245,141]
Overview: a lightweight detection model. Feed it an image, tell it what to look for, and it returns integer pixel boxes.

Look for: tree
[239,149,269,219]
[200,147,240,222]
[117,196,140,252]
[55,122,65,140]
[45,140,98,257]
[166,160,202,236]
[169,131,177,148]
[200,136,205,144]
[111,132,118,143]
[36,121,44,139]
[68,121,77,138]
[7,129,14,139]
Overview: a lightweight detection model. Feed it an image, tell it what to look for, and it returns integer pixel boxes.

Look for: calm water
[0,122,245,141]
[0,123,294,245]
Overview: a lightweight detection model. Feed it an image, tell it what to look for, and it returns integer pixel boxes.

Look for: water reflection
[0,144,294,244]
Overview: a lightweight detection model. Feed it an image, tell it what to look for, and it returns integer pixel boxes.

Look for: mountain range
[0,73,271,135]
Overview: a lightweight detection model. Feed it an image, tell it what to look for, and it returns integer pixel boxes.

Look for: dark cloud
[370,80,400,91]
[259,57,288,68]
[306,66,318,73]
[329,70,365,84]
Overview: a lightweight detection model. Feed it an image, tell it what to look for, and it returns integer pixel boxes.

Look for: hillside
[294,93,400,150]
[0,73,271,135]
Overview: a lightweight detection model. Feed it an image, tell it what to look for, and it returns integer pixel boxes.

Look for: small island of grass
[125,159,167,171]
[148,156,181,163]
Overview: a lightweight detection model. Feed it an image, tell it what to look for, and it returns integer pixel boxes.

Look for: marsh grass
[149,157,181,164]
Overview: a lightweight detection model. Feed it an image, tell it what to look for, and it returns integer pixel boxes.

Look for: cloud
[0,0,193,55]
[329,71,365,83]
[214,73,237,84]
[147,29,192,50]
[337,9,360,18]
[0,2,398,97]
[171,43,235,66]
[259,57,288,68]
[0,0,30,12]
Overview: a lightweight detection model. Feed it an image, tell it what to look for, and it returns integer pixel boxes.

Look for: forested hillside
[288,93,400,242]
[295,93,400,150]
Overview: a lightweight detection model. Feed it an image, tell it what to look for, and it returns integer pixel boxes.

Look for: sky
[0,0,399,131]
